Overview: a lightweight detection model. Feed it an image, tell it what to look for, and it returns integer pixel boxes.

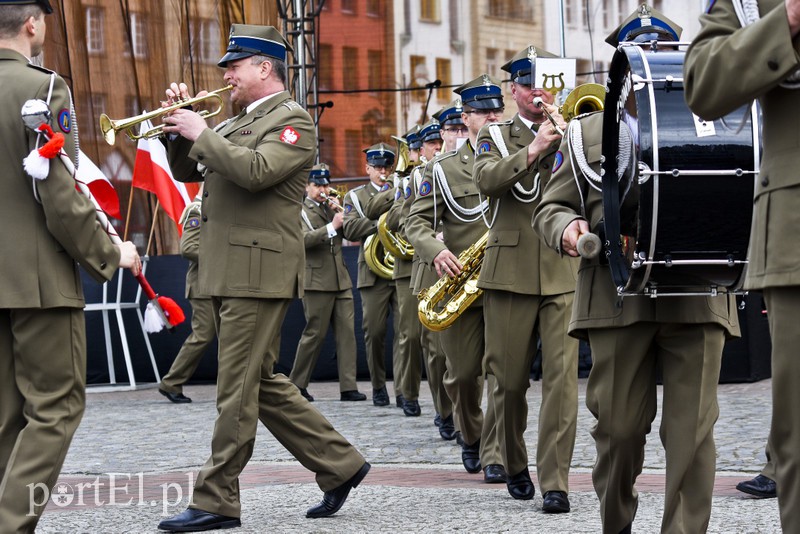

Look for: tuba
[418,232,488,331]
[560,83,605,121]
[364,233,394,279]
[374,135,416,260]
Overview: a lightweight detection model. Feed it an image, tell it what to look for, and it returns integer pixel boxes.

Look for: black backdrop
[83,249,770,386]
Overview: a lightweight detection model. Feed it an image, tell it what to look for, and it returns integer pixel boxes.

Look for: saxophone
[417,231,488,331]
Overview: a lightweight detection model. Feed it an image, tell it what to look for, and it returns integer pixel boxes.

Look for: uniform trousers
[0,307,86,533]
[191,297,365,518]
[422,326,452,419]
[290,289,358,392]
[359,278,399,392]
[763,286,800,533]
[159,297,215,395]
[586,322,724,534]
[440,306,501,465]
[482,290,578,491]
[394,278,422,401]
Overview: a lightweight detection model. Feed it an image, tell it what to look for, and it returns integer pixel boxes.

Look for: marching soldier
[159,24,369,530]
[342,142,400,407]
[0,1,141,530]
[406,75,508,482]
[473,46,580,512]
[533,6,740,531]
[685,0,800,530]
[290,164,365,402]
[158,190,215,404]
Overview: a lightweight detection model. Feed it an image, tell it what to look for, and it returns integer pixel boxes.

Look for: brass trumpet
[320,192,345,213]
[99,85,233,145]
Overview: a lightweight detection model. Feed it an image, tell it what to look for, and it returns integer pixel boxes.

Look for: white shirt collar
[245,90,282,115]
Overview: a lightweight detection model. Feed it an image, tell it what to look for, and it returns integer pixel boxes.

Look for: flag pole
[122,184,136,241]
[146,198,161,257]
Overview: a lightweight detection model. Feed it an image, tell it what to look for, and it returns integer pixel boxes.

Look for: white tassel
[23,148,50,180]
[144,302,165,333]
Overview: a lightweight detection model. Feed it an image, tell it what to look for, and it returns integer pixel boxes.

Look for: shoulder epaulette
[350,184,367,193]
[433,151,458,164]
[282,100,302,111]
[26,63,54,75]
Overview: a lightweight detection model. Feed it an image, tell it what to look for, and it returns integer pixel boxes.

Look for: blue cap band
[227,36,287,61]
[617,16,679,43]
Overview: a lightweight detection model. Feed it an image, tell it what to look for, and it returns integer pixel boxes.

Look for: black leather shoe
[433,413,441,427]
[736,474,777,498]
[402,399,421,416]
[395,394,405,408]
[455,431,464,446]
[483,464,507,483]
[340,390,367,401]
[157,508,240,532]
[372,387,389,406]
[542,490,570,513]
[461,440,481,473]
[298,387,314,402]
[506,468,535,500]
[159,389,192,404]
[306,462,371,518]
[438,414,457,440]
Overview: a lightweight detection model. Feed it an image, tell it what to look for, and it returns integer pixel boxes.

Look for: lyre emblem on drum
[542,73,565,93]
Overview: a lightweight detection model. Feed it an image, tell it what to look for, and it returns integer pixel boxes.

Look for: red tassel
[38,132,65,159]
[157,296,185,326]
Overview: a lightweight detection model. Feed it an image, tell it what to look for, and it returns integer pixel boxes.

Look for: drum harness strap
[567,118,635,219]
[734,0,800,88]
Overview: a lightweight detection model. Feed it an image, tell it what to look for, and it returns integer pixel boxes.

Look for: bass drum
[601,42,760,296]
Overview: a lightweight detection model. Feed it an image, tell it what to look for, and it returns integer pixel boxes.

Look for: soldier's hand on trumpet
[161,82,210,142]
[433,248,463,278]
[527,100,565,168]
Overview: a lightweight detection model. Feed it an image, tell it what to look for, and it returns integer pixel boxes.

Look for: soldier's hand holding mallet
[562,218,601,259]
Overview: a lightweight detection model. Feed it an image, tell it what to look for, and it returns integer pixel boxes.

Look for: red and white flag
[132,120,200,234]
[77,150,122,219]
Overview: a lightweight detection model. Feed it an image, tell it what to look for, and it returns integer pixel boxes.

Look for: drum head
[601,42,758,296]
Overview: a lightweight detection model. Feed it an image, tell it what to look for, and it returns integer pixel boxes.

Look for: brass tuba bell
[560,82,605,121]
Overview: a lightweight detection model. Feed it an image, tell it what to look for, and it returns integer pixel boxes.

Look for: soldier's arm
[342,190,377,241]
[473,124,538,197]
[363,185,395,219]
[532,133,588,256]
[685,0,800,119]
[406,165,447,266]
[179,212,201,263]
[303,214,333,249]
[35,75,120,282]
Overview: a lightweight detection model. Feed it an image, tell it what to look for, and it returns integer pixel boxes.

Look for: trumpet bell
[561,83,606,121]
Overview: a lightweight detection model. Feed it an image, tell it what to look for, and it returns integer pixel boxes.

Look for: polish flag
[132,120,200,234]
[77,150,122,220]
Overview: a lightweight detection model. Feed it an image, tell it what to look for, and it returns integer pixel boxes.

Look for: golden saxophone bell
[418,232,489,331]
[99,85,233,145]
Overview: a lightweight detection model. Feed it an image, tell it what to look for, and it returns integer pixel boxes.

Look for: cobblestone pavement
[35,378,780,533]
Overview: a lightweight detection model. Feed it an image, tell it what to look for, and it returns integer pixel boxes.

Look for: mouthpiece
[533,97,545,108]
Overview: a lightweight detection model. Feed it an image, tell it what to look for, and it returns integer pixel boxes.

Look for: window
[486,48,499,78]
[344,130,362,175]
[489,0,534,20]
[342,47,359,91]
[186,19,221,64]
[125,95,141,119]
[318,44,333,90]
[86,7,104,53]
[409,55,427,102]
[125,12,147,59]
[601,0,611,29]
[366,0,381,17]
[90,93,107,138]
[367,50,382,93]
[435,58,451,101]
[341,0,357,14]
[565,0,579,27]
[420,0,439,22]
[617,0,627,22]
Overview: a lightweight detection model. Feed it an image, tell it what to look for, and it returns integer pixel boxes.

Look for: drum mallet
[577,232,602,259]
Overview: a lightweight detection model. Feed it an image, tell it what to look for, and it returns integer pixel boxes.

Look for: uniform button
[100,261,107,270]
[493,237,498,243]
[513,167,519,173]
[252,240,258,245]
[202,215,208,222]
[197,155,204,160]
[767,60,779,71]
[761,177,769,187]
[203,191,209,197]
